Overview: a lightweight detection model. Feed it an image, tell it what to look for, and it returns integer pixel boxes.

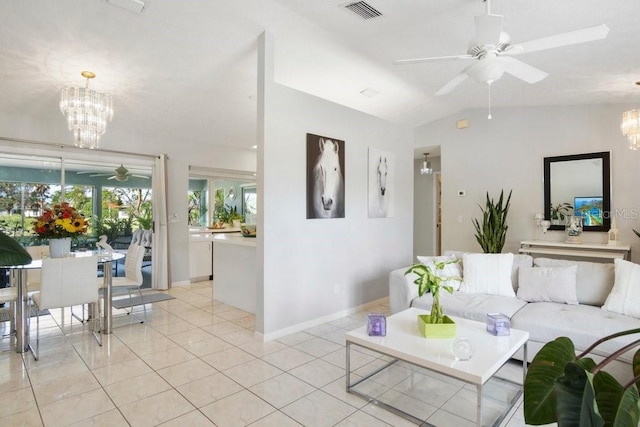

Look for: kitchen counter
[212,233,256,313]
[212,233,256,247]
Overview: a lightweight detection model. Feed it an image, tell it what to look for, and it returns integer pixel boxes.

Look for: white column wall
[258,33,413,337]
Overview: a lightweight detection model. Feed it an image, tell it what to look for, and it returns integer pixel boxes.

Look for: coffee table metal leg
[345,341,351,391]
[476,384,482,427]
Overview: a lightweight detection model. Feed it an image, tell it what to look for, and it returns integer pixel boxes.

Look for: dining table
[1,250,125,354]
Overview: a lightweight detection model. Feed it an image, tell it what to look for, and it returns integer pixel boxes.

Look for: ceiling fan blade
[475,14,503,46]
[130,174,150,179]
[435,72,469,96]
[394,54,474,65]
[107,176,116,180]
[500,57,548,84]
[508,24,609,55]
[89,173,111,177]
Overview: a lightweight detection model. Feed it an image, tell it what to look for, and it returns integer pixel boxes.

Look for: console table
[519,240,631,261]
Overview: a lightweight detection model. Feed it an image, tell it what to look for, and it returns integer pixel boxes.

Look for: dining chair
[30,256,100,360]
[99,243,146,324]
[0,285,18,337]
[25,245,49,294]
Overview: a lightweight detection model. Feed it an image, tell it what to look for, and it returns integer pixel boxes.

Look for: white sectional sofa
[389,251,640,381]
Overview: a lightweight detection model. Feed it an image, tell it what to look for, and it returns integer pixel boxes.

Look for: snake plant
[472,190,512,253]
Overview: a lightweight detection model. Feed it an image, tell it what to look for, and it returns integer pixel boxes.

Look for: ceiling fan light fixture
[621,109,640,150]
[60,71,114,149]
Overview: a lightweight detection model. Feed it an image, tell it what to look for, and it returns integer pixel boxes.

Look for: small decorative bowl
[241,224,257,237]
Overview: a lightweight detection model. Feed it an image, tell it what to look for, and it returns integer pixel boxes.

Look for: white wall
[258,33,413,337]
[415,104,640,261]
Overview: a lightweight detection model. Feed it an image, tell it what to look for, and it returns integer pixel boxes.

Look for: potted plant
[32,202,88,257]
[0,230,32,266]
[550,202,573,225]
[472,190,512,253]
[524,330,640,426]
[405,259,461,338]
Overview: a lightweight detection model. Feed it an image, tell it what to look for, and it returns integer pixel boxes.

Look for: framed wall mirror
[543,151,611,232]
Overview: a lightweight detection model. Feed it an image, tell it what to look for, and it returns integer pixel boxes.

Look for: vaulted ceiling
[1,0,638,151]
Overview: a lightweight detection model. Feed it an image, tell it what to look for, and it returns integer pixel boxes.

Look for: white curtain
[152,154,170,290]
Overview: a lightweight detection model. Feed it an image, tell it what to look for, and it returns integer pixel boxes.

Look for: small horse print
[368,148,394,218]
[310,137,344,218]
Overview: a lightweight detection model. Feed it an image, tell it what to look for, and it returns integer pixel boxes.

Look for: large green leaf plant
[524,330,640,426]
[472,189,512,253]
[404,260,461,324]
[0,230,32,266]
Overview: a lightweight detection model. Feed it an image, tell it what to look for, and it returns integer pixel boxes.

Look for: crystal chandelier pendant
[621,109,640,151]
[59,71,113,149]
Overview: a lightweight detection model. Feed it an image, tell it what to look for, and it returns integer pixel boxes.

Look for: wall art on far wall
[306,133,345,219]
[368,147,394,218]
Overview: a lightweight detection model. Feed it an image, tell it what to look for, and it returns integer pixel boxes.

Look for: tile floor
[0,281,538,426]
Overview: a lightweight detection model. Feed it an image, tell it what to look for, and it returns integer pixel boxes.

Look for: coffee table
[345,308,529,426]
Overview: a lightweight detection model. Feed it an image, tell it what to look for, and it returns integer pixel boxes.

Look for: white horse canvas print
[307,133,345,219]
[368,147,394,218]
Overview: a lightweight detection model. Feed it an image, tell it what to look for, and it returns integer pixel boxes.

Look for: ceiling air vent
[343,1,382,20]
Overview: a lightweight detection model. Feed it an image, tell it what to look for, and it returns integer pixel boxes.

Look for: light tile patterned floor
[0,281,535,426]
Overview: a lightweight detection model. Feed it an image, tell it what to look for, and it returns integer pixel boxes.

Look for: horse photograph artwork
[307,133,345,219]
[368,147,394,218]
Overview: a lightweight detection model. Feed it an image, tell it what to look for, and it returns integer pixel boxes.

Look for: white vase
[49,237,71,258]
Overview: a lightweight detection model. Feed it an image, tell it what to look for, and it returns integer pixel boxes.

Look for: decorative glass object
[367,313,386,336]
[486,313,510,336]
[565,215,583,244]
[450,336,474,361]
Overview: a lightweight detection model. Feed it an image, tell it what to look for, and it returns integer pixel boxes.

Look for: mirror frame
[543,151,611,232]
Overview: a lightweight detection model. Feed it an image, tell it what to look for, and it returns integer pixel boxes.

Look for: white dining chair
[25,245,49,294]
[30,256,101,360]
[99,244,146,324]
[0,286,18,337]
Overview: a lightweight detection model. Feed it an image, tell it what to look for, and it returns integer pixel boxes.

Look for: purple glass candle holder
[367,313,386,336]
[486,313,510,336]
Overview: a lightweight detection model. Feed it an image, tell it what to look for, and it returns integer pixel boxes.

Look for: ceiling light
[621,109,640,150]
[420,153,433,175]
[60,71,114,149]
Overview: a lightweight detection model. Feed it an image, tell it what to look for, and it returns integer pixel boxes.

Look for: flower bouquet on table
[33,203,88,239]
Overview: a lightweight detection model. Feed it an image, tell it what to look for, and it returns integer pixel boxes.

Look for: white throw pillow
[602,259,640,318]
[517,266,578,305]
[416,254,462,291]
[533,258,614,306]
[460,253,515,297]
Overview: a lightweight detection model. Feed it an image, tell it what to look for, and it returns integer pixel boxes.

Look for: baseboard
[170,280,191,288]
[260,297,387,342]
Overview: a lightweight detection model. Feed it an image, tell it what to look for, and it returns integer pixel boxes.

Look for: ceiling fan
[394,0,609,101]
[77,164,150,182]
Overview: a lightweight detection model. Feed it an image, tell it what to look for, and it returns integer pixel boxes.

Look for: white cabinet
[189,240,212,281]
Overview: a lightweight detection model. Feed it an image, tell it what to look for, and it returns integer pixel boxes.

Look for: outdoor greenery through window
[0,156,153,249]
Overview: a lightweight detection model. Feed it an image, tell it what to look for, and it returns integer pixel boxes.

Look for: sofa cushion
[416,254,463,291]
[460,253,515,297]
[602,259,640,318]
[511,302,640,363]
[533,258,614,306]
[411,291,527,323]
[517,266,578,305]
[511,254,533,292]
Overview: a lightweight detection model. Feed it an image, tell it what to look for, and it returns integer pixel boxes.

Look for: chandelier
[621,109,640,150]
[59,71,113,149]
[420,153,433,175]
